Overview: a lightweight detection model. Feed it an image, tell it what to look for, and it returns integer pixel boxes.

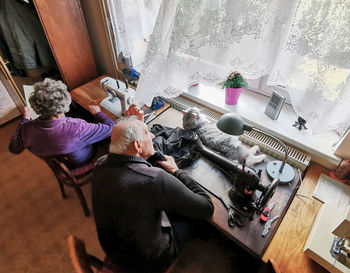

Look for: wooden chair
[67,235,129,273]
[43,155,95,217]
[68,235,103,273]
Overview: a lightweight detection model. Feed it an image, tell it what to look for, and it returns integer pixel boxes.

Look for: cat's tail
[237,145,266,166]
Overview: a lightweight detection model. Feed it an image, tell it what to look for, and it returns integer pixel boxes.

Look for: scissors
[218,196,242,227]
[262,215,280,237]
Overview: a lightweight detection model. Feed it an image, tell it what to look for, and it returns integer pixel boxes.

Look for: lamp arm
[251,127,288,173]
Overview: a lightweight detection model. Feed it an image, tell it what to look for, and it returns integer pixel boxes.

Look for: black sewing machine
[191,134,279,219]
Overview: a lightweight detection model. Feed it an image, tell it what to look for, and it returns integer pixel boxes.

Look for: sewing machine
[304,203,350,272]
[191,134,279,219]
[331,206,350,270]
[99,76,135,118]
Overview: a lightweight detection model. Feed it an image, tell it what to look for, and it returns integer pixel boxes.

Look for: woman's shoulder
[64,117,91,126]
[64,116,84,122]
[19,118,36,130]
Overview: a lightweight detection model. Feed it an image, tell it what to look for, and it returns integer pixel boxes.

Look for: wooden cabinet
[0,0,97,124]
[34,0,98,90]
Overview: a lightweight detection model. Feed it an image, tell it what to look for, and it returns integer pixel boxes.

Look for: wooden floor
[263,164,330,273]
[0,118,104,273]
[0,118,262,273]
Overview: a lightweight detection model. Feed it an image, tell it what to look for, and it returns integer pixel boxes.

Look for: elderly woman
[9,78,116,168]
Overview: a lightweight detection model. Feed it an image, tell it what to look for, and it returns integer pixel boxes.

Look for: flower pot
[225,87,242,105]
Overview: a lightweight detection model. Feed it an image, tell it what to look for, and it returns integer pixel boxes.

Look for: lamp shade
[216,113,253,135]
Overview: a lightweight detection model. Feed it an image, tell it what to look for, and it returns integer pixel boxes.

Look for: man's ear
[134,139,142,154]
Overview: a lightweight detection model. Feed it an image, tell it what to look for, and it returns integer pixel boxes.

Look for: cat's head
[182,107,207,130]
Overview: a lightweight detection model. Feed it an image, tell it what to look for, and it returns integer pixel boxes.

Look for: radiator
[162,96,311,171]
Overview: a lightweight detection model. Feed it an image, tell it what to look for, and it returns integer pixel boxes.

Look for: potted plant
[223,72,248,105]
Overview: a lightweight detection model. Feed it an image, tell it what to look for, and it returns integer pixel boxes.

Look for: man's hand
[23,106,33,119]
[157,155,179,174]
[126,104,144,121]
[87,104,101,115]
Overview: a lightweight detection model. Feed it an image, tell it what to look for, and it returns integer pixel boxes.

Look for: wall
[79,0,116,77]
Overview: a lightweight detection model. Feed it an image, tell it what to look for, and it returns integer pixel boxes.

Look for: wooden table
[70,75,170,120]
[149,109,331,270]
[148,108,300,259]
[183,150,300,259]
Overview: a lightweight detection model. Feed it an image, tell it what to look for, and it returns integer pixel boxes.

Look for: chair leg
[74,187,91,217]
[57,180,67,199]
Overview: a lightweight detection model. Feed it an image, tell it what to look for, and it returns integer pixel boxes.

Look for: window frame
[245,76,292,105]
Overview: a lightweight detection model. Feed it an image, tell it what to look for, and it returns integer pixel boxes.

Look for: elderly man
[92,117,214,273]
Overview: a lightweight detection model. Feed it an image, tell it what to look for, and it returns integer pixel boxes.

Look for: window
[101,0,161,74]
[103,0,350,135]
[246,77,292,105]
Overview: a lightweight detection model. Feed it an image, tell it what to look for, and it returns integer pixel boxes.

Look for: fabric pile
[150,124,199,168]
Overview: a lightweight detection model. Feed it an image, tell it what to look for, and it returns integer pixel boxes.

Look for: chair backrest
[44,155,96,182]
[68,235,103,273]
[43,155,77,185]
[42,155,93,216]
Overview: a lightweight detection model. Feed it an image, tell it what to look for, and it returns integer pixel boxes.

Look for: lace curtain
[135,0,350,135]
[107,0,162,58]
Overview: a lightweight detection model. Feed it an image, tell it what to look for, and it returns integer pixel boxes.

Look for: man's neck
[122,150,148,160]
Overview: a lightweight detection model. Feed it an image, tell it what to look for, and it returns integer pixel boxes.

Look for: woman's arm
[79,104,144,145]
[78,105,115,145]
[9,107,32,154]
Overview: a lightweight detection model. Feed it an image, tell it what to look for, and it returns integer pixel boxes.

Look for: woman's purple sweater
[9,112,115,168]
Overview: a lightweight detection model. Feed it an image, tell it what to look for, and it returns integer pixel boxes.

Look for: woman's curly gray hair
[29,78,71,118]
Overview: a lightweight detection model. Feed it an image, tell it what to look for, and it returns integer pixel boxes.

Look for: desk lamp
[217,113,294,183]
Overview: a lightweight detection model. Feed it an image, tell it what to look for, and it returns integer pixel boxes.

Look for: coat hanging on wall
[0,0,55,71]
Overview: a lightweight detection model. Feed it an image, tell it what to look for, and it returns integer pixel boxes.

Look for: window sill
[182,84,341,169]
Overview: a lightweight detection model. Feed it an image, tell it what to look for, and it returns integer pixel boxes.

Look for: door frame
[0,56,26,110]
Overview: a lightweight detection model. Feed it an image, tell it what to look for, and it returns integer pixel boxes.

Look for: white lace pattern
[108,0,162,58]
[135,0,350,135]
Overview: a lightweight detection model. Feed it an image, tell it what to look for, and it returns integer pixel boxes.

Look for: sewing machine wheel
[258,178,279,211]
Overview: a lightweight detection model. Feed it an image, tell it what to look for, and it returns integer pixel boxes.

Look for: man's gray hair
[109,117,144,154]
[29,78,71,118]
